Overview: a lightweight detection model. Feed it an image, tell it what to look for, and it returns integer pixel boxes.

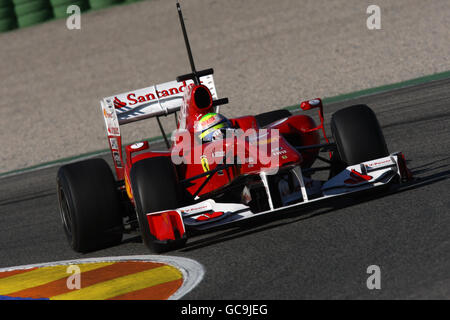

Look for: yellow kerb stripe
[0,262,114,296]
[50,265,183,300]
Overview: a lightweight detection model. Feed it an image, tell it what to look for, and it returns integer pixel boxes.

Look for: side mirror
[125,141,150,166]
[298,98,331,155]
[300,98,323,111]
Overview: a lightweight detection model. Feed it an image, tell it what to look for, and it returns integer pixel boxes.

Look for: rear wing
[100,75,217,180]
[101,74,217,129]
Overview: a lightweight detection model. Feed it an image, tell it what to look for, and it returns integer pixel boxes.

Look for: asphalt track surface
[0,78,449,299]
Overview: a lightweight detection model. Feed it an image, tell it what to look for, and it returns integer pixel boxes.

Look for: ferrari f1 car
[56,2,412,253]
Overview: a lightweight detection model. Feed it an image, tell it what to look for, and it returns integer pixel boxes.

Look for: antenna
[175,1,214,85]
[175,1,229,109]
[176,1,199,84]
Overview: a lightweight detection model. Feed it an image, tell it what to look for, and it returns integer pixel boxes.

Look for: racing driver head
[195,113,232,143]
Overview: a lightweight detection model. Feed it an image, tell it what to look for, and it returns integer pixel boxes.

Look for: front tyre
[331,104,389,166]
[56,159,123,252]
[130,157,187,253]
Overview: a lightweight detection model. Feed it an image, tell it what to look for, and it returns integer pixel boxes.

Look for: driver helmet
[195,113,232,143]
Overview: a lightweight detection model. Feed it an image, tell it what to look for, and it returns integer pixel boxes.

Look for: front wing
[145,152,411,237]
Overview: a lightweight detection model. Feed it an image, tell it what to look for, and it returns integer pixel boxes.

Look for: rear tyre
[255,109,292,128]
[331,104,389,166]
[130,157,186,253]
[56,158,123,253]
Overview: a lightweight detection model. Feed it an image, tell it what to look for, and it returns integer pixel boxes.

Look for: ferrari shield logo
[201,156,210,175]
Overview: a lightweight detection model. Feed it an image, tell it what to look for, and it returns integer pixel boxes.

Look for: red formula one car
[56,2,412,253]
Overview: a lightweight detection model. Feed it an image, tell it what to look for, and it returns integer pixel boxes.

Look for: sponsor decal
[181,204,210,215]
[113,151,123,168]
[108,127,120,135]
[114,81,189,110]
[194,114,219,131]
[364,158,395,172]
[0,256,204,300]
[272,149,287,156]
[103,100,120,135]
[103,108,114,119]
[114,97,127,109]
[109,138,119,150]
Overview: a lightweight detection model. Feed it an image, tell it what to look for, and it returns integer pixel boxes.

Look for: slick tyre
[255,109,292,128]
[56,158,123,253]
[331,104,389,166]
[130,157,186,253]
